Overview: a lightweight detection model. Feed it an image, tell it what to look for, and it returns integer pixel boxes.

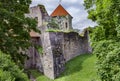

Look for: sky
[31,0,97,30]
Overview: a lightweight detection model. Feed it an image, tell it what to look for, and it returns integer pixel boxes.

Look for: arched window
[65,22,68,29]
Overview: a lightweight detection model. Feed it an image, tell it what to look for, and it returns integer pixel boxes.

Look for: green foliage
[48,19,59,29]
[93,40,120,81]
[0,69,15,81]
[28,69,42,79]
[38,4,46,13]
[116,25,120,38]
[34,44,43,54]
[84,0,120,81]
[90,26,105,42]
[84,0,120,39]
[38,46,43,54]
[46,28,79,35]
[46,28,62,32]
[0,51,29,81]
[0,0,38,65]
[84,0,95,9]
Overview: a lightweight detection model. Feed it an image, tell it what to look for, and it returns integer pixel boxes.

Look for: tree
[0,0,38,65]
[84,0,120,80]
[84,0,120,39]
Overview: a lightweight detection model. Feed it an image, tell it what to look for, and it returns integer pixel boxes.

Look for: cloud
[31,0,97,30]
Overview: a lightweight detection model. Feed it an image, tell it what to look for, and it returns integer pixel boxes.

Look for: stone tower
[50,4,73,31]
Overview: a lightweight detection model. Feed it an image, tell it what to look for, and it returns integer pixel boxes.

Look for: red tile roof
[50,4,70,17]
[30,30,40,37]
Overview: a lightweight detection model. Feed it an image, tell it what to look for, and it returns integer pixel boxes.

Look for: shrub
[93,40,120,81]
[0,51,29,81]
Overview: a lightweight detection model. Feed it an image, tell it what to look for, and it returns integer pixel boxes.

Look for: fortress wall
[25,5,91,79]
[41,32,55,79]
[48,31,90,62]
[49,32,65,78]
[63,31,90,61]
[25,30,91,79]
[42,30,91,78]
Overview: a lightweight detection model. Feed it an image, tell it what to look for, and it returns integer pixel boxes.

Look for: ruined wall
[49,32,65,78]
[25,5,91,79]
[25,5,49,32]
[25,30,91,79]
[63,31,90,61]
[25,37,43,73]
[40,30,91,79]
[41,32,55,79]
[48,30,90,62]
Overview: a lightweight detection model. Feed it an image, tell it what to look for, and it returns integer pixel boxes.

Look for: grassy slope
[32,54,100,81]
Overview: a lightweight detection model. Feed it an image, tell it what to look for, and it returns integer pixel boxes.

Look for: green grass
[32,54,100,81]
[46,28,78,33]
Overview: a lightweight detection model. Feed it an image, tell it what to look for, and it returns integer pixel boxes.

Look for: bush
[0,69,14,81]
[93,40,120,81]
[0,51,29,81]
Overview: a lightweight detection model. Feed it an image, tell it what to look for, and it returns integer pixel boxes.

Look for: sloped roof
[30,30,40,37]
[50,4,71,17]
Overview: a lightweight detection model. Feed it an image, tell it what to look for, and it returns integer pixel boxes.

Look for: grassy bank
[31,54,100,81]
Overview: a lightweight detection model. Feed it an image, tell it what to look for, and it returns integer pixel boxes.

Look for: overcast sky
[31,0,97,30]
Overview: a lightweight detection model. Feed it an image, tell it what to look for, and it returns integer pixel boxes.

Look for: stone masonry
[25,4,92,79]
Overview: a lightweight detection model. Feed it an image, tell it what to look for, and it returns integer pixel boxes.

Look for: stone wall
[41,32,55,79]
[49,32,65,78]
[63,31,90,61]
[48,30,91,62]
[25,5,49,31]
[25,4,91,79]
[24,37,43,73]
[25,30,91,79]
[41,30,91,79]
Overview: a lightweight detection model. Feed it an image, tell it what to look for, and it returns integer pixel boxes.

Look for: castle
[25,4,91,79]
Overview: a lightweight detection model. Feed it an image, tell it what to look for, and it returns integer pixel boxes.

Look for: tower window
[65,22,68,29]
